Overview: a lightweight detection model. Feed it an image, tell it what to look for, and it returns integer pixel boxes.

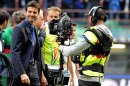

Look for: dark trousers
[78,79,101,86]
[13,61,40,86]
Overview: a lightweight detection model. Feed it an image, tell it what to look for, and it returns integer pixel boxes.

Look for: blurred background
[0,0,130,86]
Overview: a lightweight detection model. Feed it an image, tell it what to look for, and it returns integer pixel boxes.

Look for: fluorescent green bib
[80,26,108,76]
[42,27,60,65]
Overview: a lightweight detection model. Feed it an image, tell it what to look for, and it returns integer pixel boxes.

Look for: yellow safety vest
[80,26,112,77]
[41,23,60,65]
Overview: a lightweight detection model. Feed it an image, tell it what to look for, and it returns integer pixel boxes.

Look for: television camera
[47,12,73,85]
[48,12,73,41]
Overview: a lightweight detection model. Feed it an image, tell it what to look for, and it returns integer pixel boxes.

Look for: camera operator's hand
[20,74,30,85]
[41,71,48,86]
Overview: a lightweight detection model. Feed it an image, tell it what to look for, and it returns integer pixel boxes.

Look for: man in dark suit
[10,1,46,86]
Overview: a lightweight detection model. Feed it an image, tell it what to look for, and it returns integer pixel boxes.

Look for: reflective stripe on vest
[82,70,104,77]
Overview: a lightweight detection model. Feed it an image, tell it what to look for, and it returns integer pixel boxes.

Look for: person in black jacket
[10,1,46,86]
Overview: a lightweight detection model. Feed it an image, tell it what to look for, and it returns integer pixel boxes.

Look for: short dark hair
[89,6,106,20]
[11,11,26,24]
[25,0,40,13]
[96,7,106,20]
[0,10,10,25]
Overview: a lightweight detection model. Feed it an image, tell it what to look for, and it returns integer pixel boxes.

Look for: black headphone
[90,6,107,24]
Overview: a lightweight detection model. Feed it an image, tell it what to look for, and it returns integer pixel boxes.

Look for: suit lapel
[25,25,34,46]
[34,27,38,44]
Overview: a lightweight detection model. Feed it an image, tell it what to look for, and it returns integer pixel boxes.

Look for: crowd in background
[0,0,130,19]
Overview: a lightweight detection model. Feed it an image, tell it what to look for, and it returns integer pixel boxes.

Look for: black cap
[84,6,106,19]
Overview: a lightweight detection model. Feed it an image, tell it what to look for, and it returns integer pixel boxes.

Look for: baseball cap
[84,6,98,17]
[84,6,106,20]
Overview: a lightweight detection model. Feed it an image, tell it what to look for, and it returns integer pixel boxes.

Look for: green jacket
[2,25,12,58]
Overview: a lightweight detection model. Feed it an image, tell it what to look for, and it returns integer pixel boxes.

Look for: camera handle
[57,38,65,85]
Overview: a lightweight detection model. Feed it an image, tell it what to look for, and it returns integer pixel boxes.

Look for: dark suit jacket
[10,19,46,78]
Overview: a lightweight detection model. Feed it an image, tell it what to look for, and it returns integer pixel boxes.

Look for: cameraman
[59,6,113,86]
[41,6,74,85]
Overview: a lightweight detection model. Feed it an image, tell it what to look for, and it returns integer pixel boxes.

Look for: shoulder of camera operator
[82,27,103,49]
